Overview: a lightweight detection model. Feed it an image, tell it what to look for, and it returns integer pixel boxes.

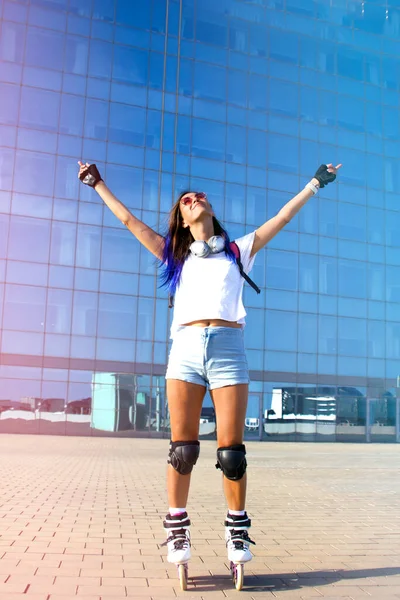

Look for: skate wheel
[177,563,188,591]
[230,561,244,590]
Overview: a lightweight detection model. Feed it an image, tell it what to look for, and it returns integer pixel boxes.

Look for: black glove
[79,163,102,188]
[314,164,336,188]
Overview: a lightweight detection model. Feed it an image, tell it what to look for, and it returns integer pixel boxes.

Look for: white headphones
[190,236,226,258]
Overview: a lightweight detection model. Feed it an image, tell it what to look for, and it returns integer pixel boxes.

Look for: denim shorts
[165,326,249,390]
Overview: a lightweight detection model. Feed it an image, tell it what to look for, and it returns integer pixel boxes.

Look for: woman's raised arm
[251,163,342,256]
[78,162,165,261]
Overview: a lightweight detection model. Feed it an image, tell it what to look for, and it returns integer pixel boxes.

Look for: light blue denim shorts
[165,326,249,390]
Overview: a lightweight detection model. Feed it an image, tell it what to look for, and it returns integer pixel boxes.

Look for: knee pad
[168,441,200,475]
[215,444,247,481]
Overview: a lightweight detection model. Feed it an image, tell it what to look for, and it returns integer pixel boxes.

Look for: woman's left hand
[313,163,342,188]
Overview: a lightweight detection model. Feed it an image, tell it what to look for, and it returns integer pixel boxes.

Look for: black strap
[235,256,261,294]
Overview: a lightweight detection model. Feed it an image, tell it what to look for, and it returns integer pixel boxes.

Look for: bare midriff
[182,319,241,328]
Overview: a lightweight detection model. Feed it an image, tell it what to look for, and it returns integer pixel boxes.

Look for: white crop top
[170,231,257,337]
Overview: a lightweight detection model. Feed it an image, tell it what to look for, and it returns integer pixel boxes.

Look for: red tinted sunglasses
[180,192,207,206]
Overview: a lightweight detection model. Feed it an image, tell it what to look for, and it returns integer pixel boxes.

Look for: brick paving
[0,435,399,599]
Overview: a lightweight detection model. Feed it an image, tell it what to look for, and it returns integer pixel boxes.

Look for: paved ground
[0,435,399,600]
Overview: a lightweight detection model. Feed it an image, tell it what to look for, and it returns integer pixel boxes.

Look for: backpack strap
[230,242,260,294]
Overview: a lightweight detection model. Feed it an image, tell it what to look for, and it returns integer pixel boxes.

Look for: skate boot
[162,512,191,590]
[225,512,255,590]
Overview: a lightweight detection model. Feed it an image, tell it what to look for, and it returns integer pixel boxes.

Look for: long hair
[160,190,235,296]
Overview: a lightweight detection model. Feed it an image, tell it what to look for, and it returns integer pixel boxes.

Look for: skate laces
[162,512,191,551]
[225,513,256,550]
[162,528,190,551]
[228,528,256,550]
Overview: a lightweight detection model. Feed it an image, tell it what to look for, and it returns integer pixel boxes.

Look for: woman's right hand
[77,161,103,188]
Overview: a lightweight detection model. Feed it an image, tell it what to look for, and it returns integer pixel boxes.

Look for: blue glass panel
[228,70,247,107]
[0,21,25,63]
[101,229,140,273]
[299,254,318,293]
[299,292,317,313]
[249,23,268,57]
[11,193,52,220]
[298,313,317,353]
[194,62,226,102]
[84,99,108,140]
[116,0,151,28]
[266,250,298,291]
[318,315,337,354]
[246,187,267,227]
[3,1,28,22]
[269,80,298,118]
[46,289,72,335]
[319,256,337,295]
[267,133,299,174]
[319,295,337,316]
[0,148,14,191]
[337,96,364,133]
[100,271,138,296]
[8,215,50,264]
[113,45,149,86]
[247,129,266,169]
[25,27,64,71]
[368,320,385,359]
[0,124,16,148]
[338,259,367,299]
[98,293,137,339]
[91,21,113,41]
[386,265,400,302]
[4,283,46,332]
[1,331,44,355]
[338,203,366,242]
[48,267,74,293]
[224,183,245,224]
[6,260,48,287]
[59,94,85,136]
[264,350,297,373]
[17,128,57,156]
[88,40,113,80]
[20,87,60,132]
[109,103,146,146]
[269,29,298,64]
[265,310,297,352]
[248,74,268,111]
[137,297,155,340]
[245,308,264,349]
[49,221,76,266]
[75,225,101,269]
[386,210,400,247]
[338,317,367,357]
[0,83,20,126]
[229,18,248,53]
[196,9,227,47]
[63,73,86,95]
[110,82,147,107]
[72,291,98,336]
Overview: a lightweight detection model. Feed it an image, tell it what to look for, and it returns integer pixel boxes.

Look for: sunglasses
[180,192,207,206]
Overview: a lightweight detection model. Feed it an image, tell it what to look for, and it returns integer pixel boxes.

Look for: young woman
[78,161,341,573]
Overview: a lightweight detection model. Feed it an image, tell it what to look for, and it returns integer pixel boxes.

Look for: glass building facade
[0,0,399,442]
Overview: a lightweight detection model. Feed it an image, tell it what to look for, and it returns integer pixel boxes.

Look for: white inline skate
[225,512,255,590]
[162,512,191,590]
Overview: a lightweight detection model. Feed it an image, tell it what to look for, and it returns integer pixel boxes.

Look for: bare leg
[166,379,206,507]
[210,384,248,510]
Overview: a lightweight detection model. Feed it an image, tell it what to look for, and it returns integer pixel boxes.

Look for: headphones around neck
[190,235,225,258]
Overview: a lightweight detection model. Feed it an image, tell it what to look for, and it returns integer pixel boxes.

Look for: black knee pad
[215,444,247,481]
[168,441,200,475]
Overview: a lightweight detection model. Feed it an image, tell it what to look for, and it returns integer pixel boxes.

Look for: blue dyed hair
[159,190,235,297]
